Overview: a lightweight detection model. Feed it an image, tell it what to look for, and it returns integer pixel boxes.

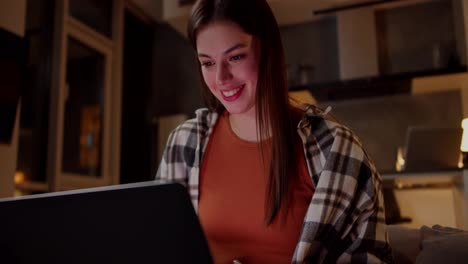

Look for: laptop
[403,126,463,172]
[0,181,213,264]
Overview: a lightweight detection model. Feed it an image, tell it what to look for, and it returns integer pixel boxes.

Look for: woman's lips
[220,84,245,102]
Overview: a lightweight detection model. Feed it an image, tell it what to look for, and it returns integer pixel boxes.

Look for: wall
[280,18,339,84]
[151,23,202,118]
[162,0,191,20]
[161,0,191,36]
[150,23,203,173]
[0,0,26,198]
[0,0,26,37]
[120,10,155,183]
[131,0,163,21]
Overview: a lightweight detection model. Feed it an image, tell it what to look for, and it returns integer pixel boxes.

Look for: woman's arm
[155,119,199,185]
[294,118,394,263]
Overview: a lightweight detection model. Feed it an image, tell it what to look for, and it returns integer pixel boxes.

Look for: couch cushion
[415,225,468,264]
[387,225,421,264]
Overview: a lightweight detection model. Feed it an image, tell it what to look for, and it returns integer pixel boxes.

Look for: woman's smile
[220,84,245,102]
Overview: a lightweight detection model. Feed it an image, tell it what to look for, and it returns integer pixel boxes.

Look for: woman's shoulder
[296,104,379,179]
[296,104,346,131]
[169,108,219,140]
[296,104,366,151]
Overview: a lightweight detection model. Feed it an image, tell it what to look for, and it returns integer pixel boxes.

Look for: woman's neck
[228,107,270,142]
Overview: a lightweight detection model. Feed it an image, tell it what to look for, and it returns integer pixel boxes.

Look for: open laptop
[0,181,213,264]
[403,126,463,172]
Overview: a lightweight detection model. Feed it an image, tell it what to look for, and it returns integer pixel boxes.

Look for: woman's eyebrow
[223,43,247,54]
[198,43,248,58]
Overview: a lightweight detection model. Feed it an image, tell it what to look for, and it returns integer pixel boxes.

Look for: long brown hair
[188,0,297,225]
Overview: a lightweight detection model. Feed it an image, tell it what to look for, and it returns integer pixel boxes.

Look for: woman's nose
[216,62,232,85]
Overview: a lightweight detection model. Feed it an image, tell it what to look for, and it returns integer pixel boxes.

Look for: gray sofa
[387,225,468,264]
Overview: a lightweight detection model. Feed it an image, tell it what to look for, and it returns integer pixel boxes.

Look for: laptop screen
[403,126,462,172]
[0,181,213,264]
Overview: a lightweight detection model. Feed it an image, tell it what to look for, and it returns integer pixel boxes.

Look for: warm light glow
[458,153,464,168]
[395,147,405,172]
[461,118,468,152]
[14,171,25,184]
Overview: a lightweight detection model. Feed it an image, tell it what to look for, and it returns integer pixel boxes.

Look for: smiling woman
[196,21,259,125]
[156,0,394,263]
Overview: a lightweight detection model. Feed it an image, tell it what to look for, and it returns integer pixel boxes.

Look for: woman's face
[196,20,260,116]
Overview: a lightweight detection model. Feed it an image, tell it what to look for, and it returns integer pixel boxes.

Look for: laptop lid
[403,126,462,172]
[0,181,213,264]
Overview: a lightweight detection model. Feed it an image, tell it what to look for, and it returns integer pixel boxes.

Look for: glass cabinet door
[58,24,113,189]
[62,37,105,178]
[48,0,119,191]
[49,0,122,191]
[69,0,114,38]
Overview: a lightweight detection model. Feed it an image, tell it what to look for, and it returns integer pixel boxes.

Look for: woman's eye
[201,61,214,67]
[230,54,245,61]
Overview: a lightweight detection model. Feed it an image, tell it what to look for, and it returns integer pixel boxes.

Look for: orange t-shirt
[198,111,314,264]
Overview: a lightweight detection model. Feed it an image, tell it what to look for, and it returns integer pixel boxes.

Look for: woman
[156,0,393,263]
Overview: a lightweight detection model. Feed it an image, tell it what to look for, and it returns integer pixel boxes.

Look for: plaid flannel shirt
[156,105,394,263]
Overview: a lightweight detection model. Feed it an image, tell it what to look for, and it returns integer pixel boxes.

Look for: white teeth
[222,86,242,97]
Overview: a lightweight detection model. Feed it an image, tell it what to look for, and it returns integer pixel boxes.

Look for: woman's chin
[222,105,256,116]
